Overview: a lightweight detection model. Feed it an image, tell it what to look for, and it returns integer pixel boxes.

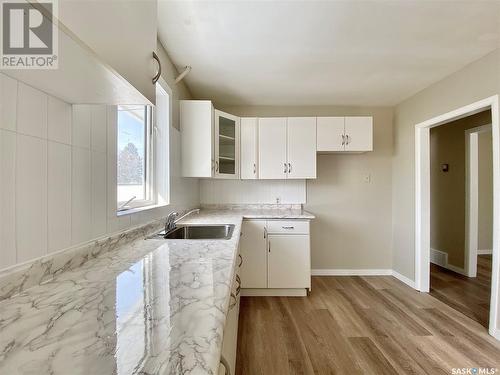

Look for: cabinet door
[287,117,317,179]
[240,118,258,179]
[180,100,214,177]
[268,235,310,288]
[240,221,267,288]
[344,117,373,152]
[215,110,240,179]
[316,117,345,152]
[258,118,287,179]
[59,0,157,104]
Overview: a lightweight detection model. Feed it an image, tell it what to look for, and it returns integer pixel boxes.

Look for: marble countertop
[0,209,313,375]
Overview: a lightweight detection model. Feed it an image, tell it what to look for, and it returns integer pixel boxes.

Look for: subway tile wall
[0,73,199,272]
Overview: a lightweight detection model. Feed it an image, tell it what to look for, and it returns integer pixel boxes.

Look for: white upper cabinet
[258,118,287,179]
[59,0,158,104]
[287,117,316,179]
[240,118,258,179]
[214,110,240,179]
[317,117,345,152]
[344,116,373,152]
[181,100,214,178]
[316,116,373,152]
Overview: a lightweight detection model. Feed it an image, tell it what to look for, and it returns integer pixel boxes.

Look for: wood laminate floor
[430,255,492,328]
[236,275,500,375]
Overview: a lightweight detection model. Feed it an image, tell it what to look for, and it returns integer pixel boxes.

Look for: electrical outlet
[364,174,371,183]
[276,197,281,204]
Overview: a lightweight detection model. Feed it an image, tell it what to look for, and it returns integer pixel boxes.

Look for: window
[116,80,171,214]
[117,105,154,211]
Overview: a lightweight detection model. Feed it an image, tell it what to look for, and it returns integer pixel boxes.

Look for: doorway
[428,116,492,328]
[414,95,500,338]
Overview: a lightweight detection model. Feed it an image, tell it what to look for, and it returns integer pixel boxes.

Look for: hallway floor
[430,254,492,328]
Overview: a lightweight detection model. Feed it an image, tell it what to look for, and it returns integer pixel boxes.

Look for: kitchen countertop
[0,209,314,375]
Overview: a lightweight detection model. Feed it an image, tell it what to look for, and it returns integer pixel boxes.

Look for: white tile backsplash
[0,130,16,269]
[16,134,47,262]
[48,96,72,145]
[72,105,91,149]
[91,151,107,237]
[0,74,17,131]
[90,106,107,153]
[17,82,48,138]
[72,147,92,245]
[200,179,307,205]
[0,75,199,273]
[48,141,72,253]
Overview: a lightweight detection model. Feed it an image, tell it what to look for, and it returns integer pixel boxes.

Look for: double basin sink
[148,224,235,240]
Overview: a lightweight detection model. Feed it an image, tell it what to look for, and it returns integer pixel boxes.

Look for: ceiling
[158,1,500,107]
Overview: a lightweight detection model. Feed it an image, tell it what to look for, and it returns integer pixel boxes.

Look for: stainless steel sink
[148,224,235,240]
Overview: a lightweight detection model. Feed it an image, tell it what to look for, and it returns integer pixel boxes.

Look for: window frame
[116,78,172,215]
[116,105,156,212]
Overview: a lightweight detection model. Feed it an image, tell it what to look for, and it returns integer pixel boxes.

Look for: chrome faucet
[165,211,179,233]
[164,208,200,234]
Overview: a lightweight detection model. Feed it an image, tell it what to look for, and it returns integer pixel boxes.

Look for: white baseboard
[311,269,392,276]
[391,270,416,288]
[241,288,307,297]
[492,329,500,341]
[430,248,468,276]
[478,249,493,255]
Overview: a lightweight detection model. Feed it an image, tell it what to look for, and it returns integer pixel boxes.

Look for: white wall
[0,42,199,272]
[200,179,306,204]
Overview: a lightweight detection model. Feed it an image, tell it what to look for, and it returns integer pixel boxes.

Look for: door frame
[465,124,492,278]
[414,95,500,338]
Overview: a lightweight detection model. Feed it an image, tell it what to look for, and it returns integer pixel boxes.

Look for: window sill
[116,203,168,217]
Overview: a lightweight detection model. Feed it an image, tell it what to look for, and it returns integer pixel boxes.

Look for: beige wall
[392,48,500,328]
[479,130,494,251]
[218,105,394,270]
[430,111,491,268]
[392,48,500,279]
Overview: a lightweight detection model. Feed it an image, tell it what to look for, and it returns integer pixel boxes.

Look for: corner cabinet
[180,101,240,179]
[317,116,373,152]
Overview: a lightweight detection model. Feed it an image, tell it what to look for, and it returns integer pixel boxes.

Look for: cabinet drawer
[266,220,309,234]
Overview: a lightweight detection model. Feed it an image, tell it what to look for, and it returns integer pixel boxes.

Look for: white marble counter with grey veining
[0,208,314,375]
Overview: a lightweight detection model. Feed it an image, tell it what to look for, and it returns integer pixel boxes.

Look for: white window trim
[116,78,172,215]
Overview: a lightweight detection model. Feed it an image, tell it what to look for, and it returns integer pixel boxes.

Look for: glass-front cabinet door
[214,110,240,179]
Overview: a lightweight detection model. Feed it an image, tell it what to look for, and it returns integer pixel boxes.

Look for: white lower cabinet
[267,234,310,288]
[240,219,311,294]
[219,249,241,375]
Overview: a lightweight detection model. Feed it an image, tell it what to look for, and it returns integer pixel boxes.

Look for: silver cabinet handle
[288,163,291,174]
[341,134,345,146]
[264,227,267,239]
[236,274,241,295]
[268,240,271,253]
[283,163,287,173]
[229,293,237,310]
[238,254,243,267]
[282,226,294,229]
[215,161,219,172]
[346,134,350,145]
[253,163,256,175]
[152,51,161,84]
[220,355,231,375]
